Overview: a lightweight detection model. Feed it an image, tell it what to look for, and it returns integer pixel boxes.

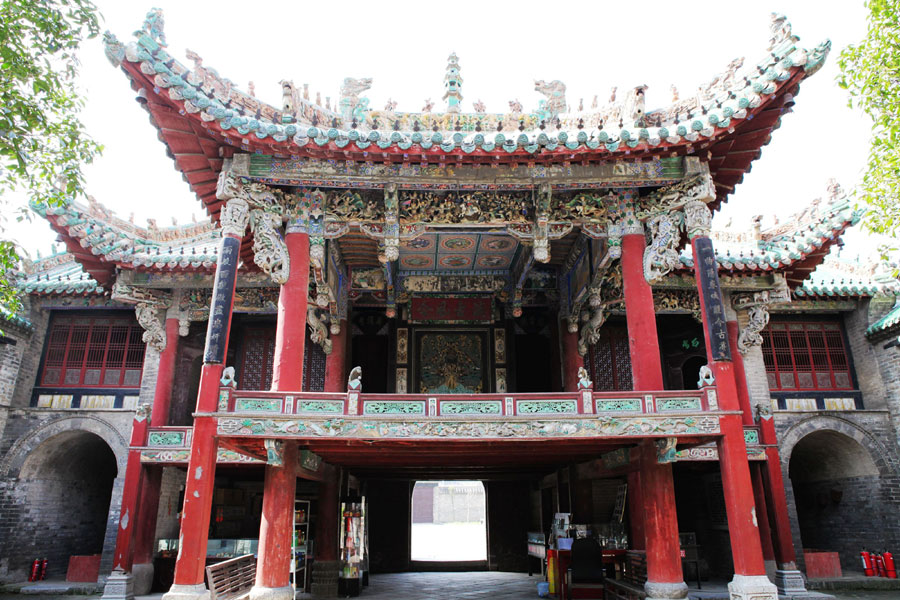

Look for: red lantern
[861,551,875,577]
[28,559,40,582]
[884,551,896,579]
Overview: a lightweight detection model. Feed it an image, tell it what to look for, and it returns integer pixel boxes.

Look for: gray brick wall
[845,301,888,410]
[11,300,49,409]
[775,411,900,571]
[154,466,185,542]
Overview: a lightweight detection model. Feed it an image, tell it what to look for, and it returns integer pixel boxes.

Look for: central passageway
[304,572,537,599]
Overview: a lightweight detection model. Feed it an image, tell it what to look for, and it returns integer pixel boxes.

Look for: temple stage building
[2,9,900,600]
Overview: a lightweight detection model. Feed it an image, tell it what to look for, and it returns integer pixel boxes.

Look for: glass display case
[338,498,367,597]
[156,538,259,559]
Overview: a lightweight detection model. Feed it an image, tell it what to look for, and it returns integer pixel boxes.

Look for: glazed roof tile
[31,196,222,284]
[17,251,103,296]
[867,302,900,339]
[101,12,829,219]
[0,303,33,331]
[677,180,861,287]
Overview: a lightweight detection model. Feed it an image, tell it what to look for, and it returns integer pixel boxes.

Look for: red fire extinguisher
[861,550,875,576]
[28,559,40,582]
[39,558,48,581]
[876,553,886,577]
[884,550,897,579]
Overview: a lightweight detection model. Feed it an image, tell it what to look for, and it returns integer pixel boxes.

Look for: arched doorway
[14,431,119,578]
[788,429,880,570]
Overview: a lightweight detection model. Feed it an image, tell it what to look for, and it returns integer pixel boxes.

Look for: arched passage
[788,429,881,570]
[11,430,119,579]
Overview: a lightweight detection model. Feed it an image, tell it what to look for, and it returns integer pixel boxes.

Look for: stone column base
[249,584,293,600]
[101,569,134,600]
[161,583,210,600]
[774,569,807,595]
[310,560,340,598]
[728,574,778,600]
[644,580,688,600]
[132,562,154,596]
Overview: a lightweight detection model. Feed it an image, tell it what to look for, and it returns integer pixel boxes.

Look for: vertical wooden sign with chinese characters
[203,236,240,363]
[694,237,732,362]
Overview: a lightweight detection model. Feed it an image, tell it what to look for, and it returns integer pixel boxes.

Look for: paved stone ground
[2,572,899,600]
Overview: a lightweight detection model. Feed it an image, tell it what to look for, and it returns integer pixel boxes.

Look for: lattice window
[303,329,327,392]
[40,315,145,388]
[587,325,633,391]
[761,321,853,391]
[237,326,276,391]
[237,326,327,391]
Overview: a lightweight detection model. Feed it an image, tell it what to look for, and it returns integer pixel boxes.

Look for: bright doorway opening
[411,481,487,562]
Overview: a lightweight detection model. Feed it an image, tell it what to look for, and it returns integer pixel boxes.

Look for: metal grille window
[587,325,633,391]
[761,321,853,391]
[40,316,145,388]
[237,326,326,391]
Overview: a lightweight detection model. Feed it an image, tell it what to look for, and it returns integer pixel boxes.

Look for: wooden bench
[206,554,257,600]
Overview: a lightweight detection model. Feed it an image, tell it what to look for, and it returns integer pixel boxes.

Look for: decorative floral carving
[643,212,684,283]
[578,307,608,356]
[135,302,166,352]
[219,198,250,238]
[654,290,702,322]
[134,402,152,422]
[400,190,531,224]
[638,173,715,219]
[249,210,289,284]
[732,288,789,355]
[307,307,332,355]
[683,199,712,239]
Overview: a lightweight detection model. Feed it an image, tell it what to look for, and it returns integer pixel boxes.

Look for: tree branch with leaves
[838,0,900,246]
[0,0,102,315]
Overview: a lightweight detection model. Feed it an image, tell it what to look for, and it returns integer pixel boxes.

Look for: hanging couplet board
[410,296,493,324]
[203,236,240,363]
[694,237,732,362]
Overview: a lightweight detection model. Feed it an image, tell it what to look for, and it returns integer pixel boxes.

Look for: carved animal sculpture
[340,77,373,108]
[534,80,567,116]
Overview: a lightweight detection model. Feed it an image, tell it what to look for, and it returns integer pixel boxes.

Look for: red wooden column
[750,464,777,565]
[110,405,151,573]
[622,230,686,600]
[726,320,755,425]
[163,194,247,600]
[251,443,298,600]
[324,320,348,393]
[562,324,582,392]
[250,230,309,600]
[622,233,664,389]
[271,229,310,391]
[685,197,777,600]
[626,470,646,551]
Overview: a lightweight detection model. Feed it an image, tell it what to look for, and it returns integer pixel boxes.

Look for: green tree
[0,0,102,314]
[838,0,900,241]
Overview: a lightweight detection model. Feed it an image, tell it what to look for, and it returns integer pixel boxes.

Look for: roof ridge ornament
[136,7,166,47]
[443,53,462,113]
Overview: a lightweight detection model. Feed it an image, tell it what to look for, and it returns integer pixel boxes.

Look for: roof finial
[443,53,463,113]
[136,8,166,47]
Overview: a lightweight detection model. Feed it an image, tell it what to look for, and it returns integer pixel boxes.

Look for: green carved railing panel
[363,401,426,415]
[147,431,185,446]
[235,398,283,412]
[516,400,578,414]
[595,398,643,412]
[656,397,703,412]
[440,401,503,415]
[297,400,345,414]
